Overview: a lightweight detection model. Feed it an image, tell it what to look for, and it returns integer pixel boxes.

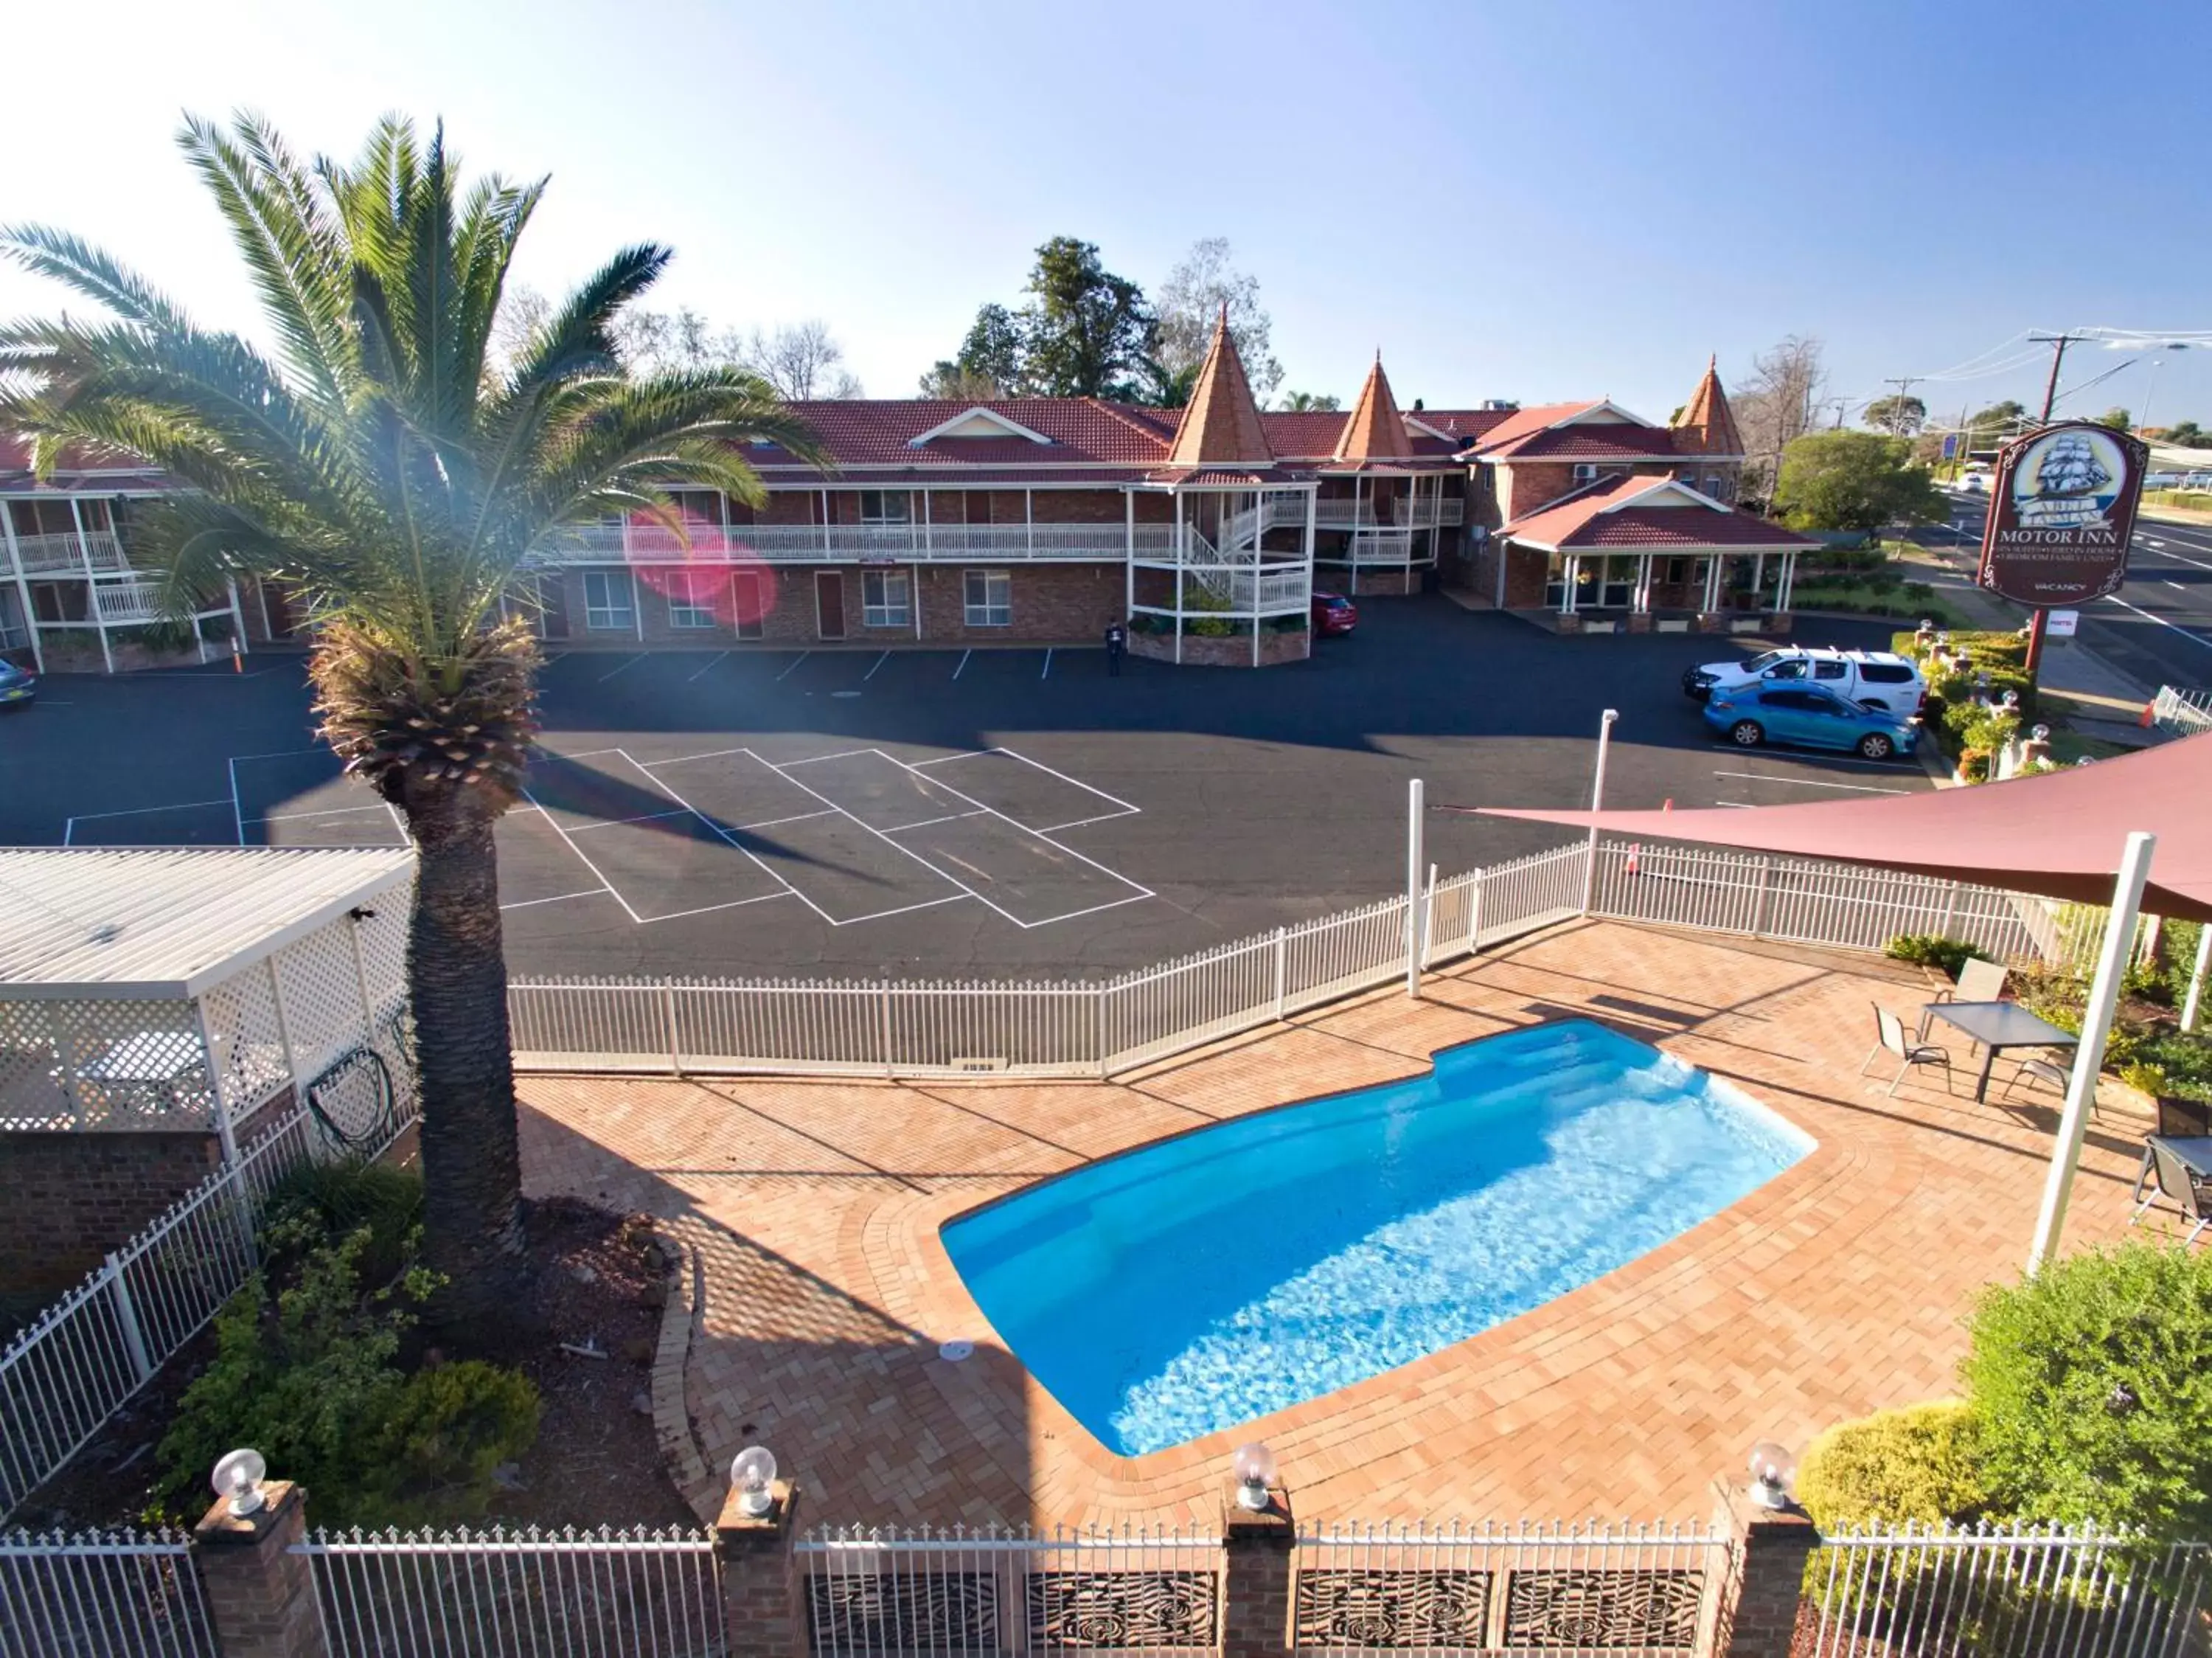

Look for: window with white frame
[667,571,726,629]
[582,569,635,631]
[1703,474,1728,502]
[1572,463,1599,483]
[862,569,911,628]
[963,569,1011,627]
[858,490,912,525]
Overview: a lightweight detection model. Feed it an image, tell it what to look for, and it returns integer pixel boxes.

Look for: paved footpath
[519,920,2163,1528]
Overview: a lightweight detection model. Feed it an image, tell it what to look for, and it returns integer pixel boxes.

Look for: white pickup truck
[1681,647,1927,714]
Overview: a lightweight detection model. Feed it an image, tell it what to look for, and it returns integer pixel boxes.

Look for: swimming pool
[941,1019,1812,1457]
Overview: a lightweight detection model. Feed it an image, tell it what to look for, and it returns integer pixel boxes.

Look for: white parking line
[952,649,971,681]
[730,809,838,833]
[498,889,608,912]
[1711,771,1915,794]
[597,653,645,682]
[634,892,794,926]
[563,807,697,833]
[882,810,989,833]
[776,748,883,768]
[614,749,838,926]
[258,802,400,822]
[516,795,641,923]
[2102,593,2212,651]
[774,652,810,681]
[1040,648,1053,679]
[2169,581,2189,592]
[63,797,235,844]
[908,746,1143,822]
[685,651,729,683]
[865,651,889,681]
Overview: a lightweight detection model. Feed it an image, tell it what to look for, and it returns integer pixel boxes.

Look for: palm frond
[0,226,193,332]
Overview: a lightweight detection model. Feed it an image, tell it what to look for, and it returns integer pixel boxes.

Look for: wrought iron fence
[0,1526,218,1658]
[0,1016,416,1519]
[799,1525,1222,1658]
[1293,1521,1728,1657]
[294,1524,726,1658]
[1801,1520,2211,1657]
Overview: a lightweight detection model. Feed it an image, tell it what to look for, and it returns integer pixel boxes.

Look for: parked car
[2147,472,2183,490]
[1311,591,1357,636]
[1703,683,1919,760]
[0,662,33,710]
[1681,647,1926,713]
[1957,471,1989,493]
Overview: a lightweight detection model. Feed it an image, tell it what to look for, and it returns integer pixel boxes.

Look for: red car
[1312,591,1357,636]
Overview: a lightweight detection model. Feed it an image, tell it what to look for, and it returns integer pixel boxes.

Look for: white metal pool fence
[294,1525,726,1658]
[2151,684,2212,738]
[1292,1520,1728,1656]
[799,1524,1225,1658]
[1801,1520,2211,1657]
[509,837,2094,1081]
[0,1527,218,1658]
[0,1017,418,1519]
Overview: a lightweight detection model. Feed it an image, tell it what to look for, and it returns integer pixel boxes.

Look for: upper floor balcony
[5,529,133,577]
[535,521,1183,565]
[1311,496,1463,530]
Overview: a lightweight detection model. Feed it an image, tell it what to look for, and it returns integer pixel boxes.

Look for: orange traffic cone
[2141,701,2155,729]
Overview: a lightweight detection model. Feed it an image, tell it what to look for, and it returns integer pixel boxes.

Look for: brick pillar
[717,1479,806,1658]
[1222,1484,1295,1658]
[192,1480,321,1658]
[1709,1478,1819,1658]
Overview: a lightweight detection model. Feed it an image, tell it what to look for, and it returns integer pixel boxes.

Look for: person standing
[1104,620,1127,676]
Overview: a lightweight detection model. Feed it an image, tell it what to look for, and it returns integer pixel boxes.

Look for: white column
[1562,555,1579,615]
[2028,831,2157,1272]
[1751,552,1766,611]
[1405,777,1426,999]
[1026,488,1034,559]
[819,487,831,555]
[1777,550,1797,611]
[2181,919,2211,1033]
[1582,709,1618,913]
[1124,490,1135,622]
[1,500,43,673]
[70,498,115,673]
[911,563,922,641]
[922,488,932,558]
[1635,553,1654,614]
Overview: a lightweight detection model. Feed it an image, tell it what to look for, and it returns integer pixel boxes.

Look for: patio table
[77,1030,210,1117]
[1918,1000,2079,1103]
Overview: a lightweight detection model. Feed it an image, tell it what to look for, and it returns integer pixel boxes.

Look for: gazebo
[1478,732,2212,1269]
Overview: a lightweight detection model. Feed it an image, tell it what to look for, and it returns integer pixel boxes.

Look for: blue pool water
[942,1019,1812,1456]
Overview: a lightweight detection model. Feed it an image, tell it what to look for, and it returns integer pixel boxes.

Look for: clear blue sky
[4,0,2209,426]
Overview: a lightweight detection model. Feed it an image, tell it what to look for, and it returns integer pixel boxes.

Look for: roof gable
[1671,355,1745,457]
[908,407,1056,446]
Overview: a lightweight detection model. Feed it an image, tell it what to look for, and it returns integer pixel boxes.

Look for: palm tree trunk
[403,786,529,1332]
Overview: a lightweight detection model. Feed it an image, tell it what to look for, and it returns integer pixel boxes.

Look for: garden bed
[13,1196,692,1530]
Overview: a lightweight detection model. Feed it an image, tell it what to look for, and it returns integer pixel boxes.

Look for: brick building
[2,338,1815,672]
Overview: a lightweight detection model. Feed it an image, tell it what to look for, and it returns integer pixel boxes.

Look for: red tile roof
[1463,400,1604,454]
[1671,356,1745,457]
[1482,423,1691,462]
[1408,409,1518,443]
[1166,313,1275,466]
[748,399,1177,469]
[1500,474,1818,552]
[1335,358,1416,462]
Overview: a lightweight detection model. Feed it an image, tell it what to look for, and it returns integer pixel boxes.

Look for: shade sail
[1476,732,2212,922]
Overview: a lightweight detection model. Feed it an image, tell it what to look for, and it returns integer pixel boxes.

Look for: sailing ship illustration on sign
[2015,427,2125,530]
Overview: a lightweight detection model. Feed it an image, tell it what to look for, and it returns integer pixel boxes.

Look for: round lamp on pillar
[1231,1442,1279,1511]
[731,1445,778,1517]
[1747,1440,1797,1510]
[212,1448,268,1518]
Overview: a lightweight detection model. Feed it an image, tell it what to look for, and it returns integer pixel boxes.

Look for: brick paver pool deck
[518,919,2166,1529]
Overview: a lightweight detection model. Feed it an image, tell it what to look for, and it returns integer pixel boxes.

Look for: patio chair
[2157,1096,2212,1139]
[2000,1050,2072,1107]
[1860,1005,1952,1098]
[2130,1138,2212,1246]
[1918,957,2010,1038]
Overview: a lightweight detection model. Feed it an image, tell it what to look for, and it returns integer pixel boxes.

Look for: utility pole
[1881,376,1924,437]
[2021,333,2087,676]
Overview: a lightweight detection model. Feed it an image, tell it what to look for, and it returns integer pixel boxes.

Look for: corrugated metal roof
[0,847,416,1000]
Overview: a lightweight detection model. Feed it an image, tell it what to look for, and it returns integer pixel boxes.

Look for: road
[1926,491,2212,690]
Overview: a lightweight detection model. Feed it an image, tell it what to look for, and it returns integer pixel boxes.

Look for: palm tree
[0,114,821,1330]
[1278,391,1340,413]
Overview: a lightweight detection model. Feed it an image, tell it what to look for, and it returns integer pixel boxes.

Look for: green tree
[1772,430,1948,533]
[1863,394,1927,436]
[1966,400,2028,446]
[0,115,819,1330]
[1017,237,1154,398]
[2157,418,2206,448]
[1279,391,1340,412]
[1130,357,1200,409]
[922,301,1023,397]
[2095,406,2132,433]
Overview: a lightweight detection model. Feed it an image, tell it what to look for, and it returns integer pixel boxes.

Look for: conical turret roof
[1671,355,1744,456]
[1166,308,1274,467]
[1333,353,1416,462]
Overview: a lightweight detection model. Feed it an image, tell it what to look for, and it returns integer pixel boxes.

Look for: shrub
[1797,1401,1989,1529]
[1961,1241,2212,1543]
[370,1361,541,1515]
[1886,935,1994,979]
[259,1159,424,1288]
[1958,748,1992,783]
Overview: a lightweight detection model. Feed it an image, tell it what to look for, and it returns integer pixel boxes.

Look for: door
[733,571,766,640]
[815,572,846,640]
[536,575,571,641]
[1757,689,1816,744]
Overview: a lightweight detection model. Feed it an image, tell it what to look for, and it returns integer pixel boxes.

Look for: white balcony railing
[7,530,132,576]
[91,580,170,625]
[1310,497,1463,530]
[535,521,1180,565]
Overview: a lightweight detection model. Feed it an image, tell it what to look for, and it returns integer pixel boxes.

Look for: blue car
[1703,681,1917,760]
[0,661,32,710]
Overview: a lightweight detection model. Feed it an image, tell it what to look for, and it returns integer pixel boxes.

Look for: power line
[1879,375,1925,435]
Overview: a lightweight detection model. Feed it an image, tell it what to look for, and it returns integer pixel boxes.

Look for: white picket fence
[0,1021,418,1519]
[508,844,1589,1081]
[1803,1519,2211,1657]
[293,1525,726,1658]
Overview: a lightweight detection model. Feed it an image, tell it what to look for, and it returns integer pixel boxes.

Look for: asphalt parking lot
[0,600,1933,978]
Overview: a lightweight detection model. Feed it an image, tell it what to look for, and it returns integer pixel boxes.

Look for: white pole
[1405,777,1425,999]
[2028,830,2157,1272]
[2182,921,2211,1034]
[1582,709,1619,913]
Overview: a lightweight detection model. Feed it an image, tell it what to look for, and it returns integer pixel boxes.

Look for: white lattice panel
[271,926,367,1086]
[195,967,288,1118]
[354,893,409,1011]
[0,999,212,1131]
